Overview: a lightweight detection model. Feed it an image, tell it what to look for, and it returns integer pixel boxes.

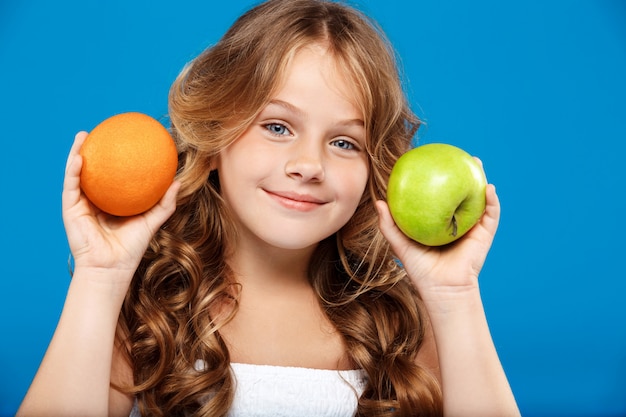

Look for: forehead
[276,44,366,118]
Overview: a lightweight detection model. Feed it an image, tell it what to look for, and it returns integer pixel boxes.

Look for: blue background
[1,1,624,416]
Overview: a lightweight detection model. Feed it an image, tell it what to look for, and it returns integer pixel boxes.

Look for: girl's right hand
[62,131,180,284]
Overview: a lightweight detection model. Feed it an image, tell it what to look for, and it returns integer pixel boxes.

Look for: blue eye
[331,139,356,150]
[265,123,291,136]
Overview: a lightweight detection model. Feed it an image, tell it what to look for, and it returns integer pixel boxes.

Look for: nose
[285,139,325,182]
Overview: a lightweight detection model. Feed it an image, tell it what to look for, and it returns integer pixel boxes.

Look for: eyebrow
[266,99,365,128]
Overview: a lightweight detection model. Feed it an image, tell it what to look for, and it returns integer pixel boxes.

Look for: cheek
[218,140,274,183]
[340,164,370,208]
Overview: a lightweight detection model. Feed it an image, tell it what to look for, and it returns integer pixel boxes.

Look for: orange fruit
[79,112,178,216]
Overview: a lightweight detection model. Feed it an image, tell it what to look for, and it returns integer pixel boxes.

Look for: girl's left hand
[376,168,500,305]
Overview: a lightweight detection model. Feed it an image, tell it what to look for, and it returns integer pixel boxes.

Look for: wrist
[70,266,135,298]
[419,284,483,317]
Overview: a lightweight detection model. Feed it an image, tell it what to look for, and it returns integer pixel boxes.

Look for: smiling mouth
[264,190,327,211]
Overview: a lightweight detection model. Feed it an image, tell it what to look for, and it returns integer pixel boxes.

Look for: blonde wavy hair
[117,0,443,415]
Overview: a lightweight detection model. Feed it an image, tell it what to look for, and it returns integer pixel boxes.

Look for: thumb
[142,180,181,236]
[375,200,417,261]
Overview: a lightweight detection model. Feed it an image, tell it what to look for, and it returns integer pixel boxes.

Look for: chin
[265,236,328,252]
[255,227,336,252]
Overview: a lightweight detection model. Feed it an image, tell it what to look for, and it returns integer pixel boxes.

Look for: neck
[227,238,317,291]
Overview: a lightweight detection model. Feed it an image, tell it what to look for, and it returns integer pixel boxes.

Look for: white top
[129,362,368,417]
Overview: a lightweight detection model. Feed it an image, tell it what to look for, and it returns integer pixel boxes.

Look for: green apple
[387,143,487,246]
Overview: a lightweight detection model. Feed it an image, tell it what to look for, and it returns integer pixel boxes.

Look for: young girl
[18,0,520,416]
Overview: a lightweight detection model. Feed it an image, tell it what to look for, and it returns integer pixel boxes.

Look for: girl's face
[217,45,369,253]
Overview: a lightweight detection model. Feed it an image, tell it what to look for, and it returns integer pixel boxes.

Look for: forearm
[17,268,132,417]
[425,287,520,417]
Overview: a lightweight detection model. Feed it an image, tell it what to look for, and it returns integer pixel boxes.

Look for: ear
[208,153,220,172]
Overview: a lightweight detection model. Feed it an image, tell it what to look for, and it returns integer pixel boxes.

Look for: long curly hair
[117,1,443,415]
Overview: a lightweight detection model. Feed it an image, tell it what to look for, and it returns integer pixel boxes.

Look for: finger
[471,156,497,224]
[63,132,88,209]
[62,150,85,212]
[65,131,88,175]
[482,184,500,234]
